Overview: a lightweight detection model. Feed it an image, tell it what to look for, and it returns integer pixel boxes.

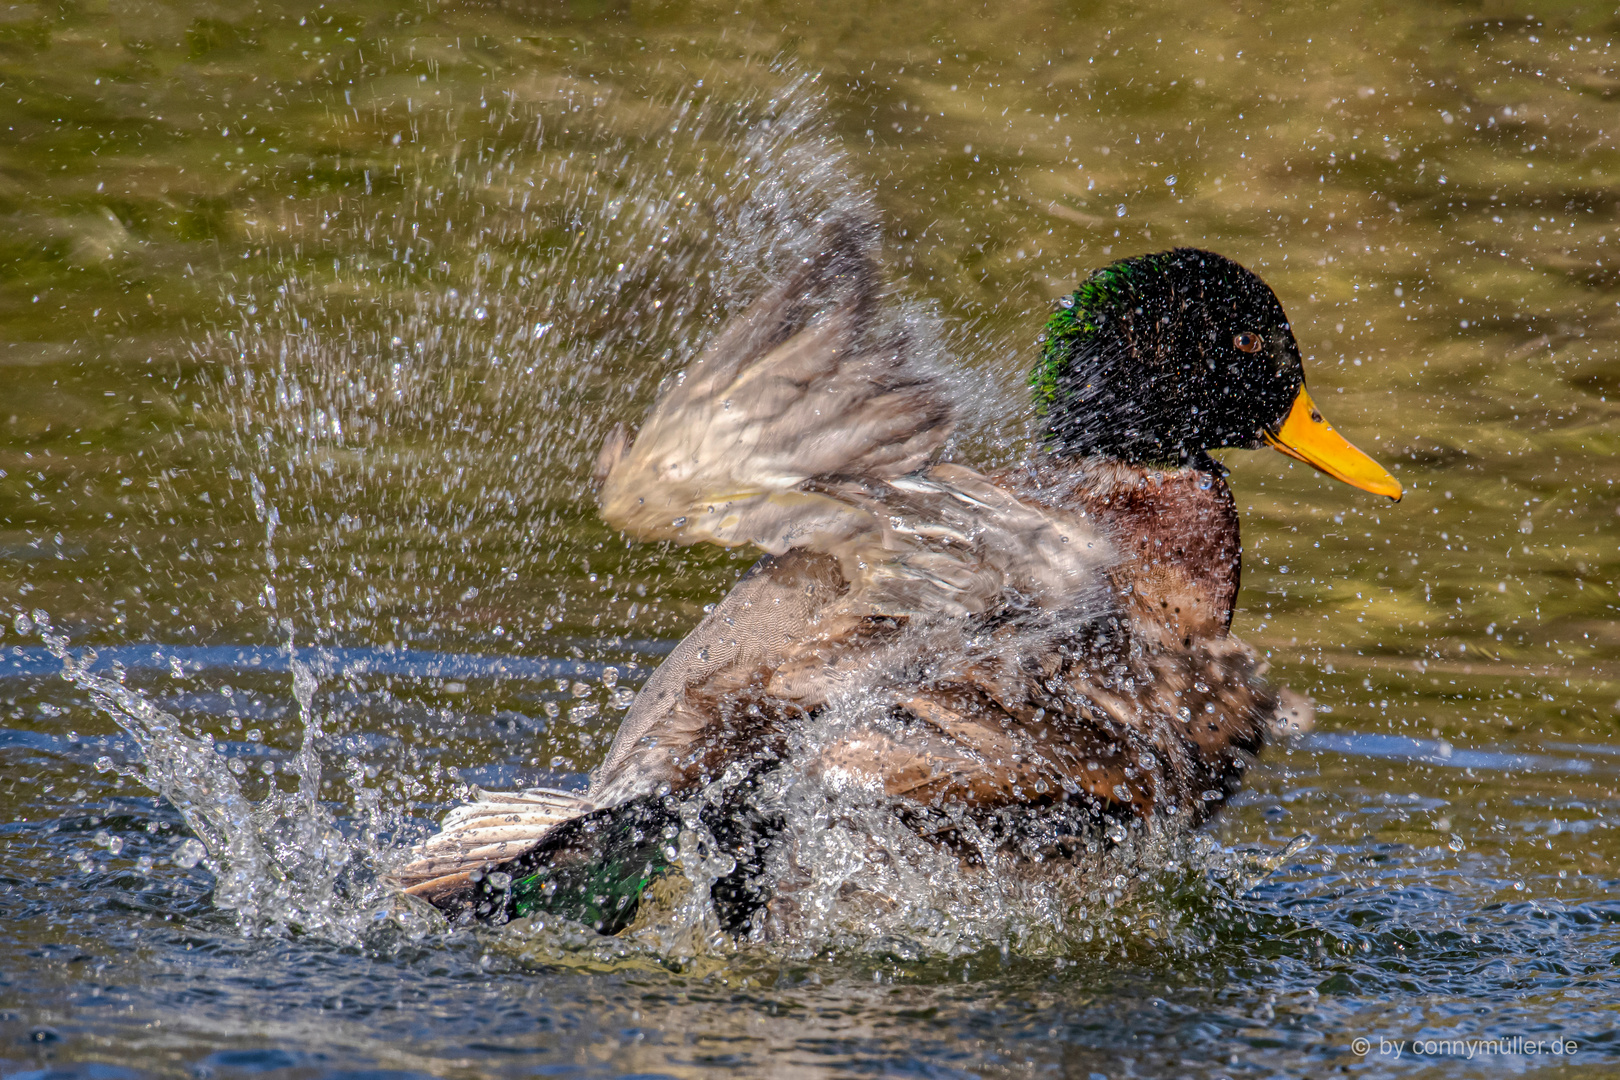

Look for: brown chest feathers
[1003,456,1242,646]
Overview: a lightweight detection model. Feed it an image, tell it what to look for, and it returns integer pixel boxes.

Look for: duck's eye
[1233,331,1264,353]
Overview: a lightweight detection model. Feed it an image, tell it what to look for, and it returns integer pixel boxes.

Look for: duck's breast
[1004,458,1241,643]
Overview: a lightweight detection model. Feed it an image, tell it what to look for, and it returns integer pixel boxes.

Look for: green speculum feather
[510,855,669,934]
[505,799,676,934]
[492,787,776,936]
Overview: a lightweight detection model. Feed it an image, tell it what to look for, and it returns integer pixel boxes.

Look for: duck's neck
[1012,453,1242,642]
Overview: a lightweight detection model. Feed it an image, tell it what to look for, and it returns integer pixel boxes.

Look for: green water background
[2,1,1618,1076]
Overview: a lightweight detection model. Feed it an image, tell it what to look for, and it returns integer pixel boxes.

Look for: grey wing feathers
[595,215,1112,621]
[830,463,1112,618]
[393,786,595,897]
[595,216,956,555]
[588,549,851,806]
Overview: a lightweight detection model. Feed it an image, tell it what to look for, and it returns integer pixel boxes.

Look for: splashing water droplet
[172,838,206,869]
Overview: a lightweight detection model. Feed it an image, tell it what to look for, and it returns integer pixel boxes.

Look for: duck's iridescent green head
[1033,248,1401,499]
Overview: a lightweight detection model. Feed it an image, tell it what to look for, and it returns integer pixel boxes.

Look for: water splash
[34,618,401,939]
[182,68,880,654]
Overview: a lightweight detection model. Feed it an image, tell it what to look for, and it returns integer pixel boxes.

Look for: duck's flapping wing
[596,216,951,549]
[595,215,1111,622]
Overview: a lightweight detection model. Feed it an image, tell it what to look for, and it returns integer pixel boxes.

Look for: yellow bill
[1263,387,1402,501]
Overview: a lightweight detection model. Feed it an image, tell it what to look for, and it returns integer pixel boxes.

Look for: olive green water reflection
[3,1,1619,1077]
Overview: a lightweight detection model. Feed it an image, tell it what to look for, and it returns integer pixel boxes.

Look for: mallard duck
[394,216,1400,932]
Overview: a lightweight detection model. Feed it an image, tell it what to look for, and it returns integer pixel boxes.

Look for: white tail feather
[393,786,594,895]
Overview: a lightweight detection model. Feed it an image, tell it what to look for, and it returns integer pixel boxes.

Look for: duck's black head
[1033,248,1401,499]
